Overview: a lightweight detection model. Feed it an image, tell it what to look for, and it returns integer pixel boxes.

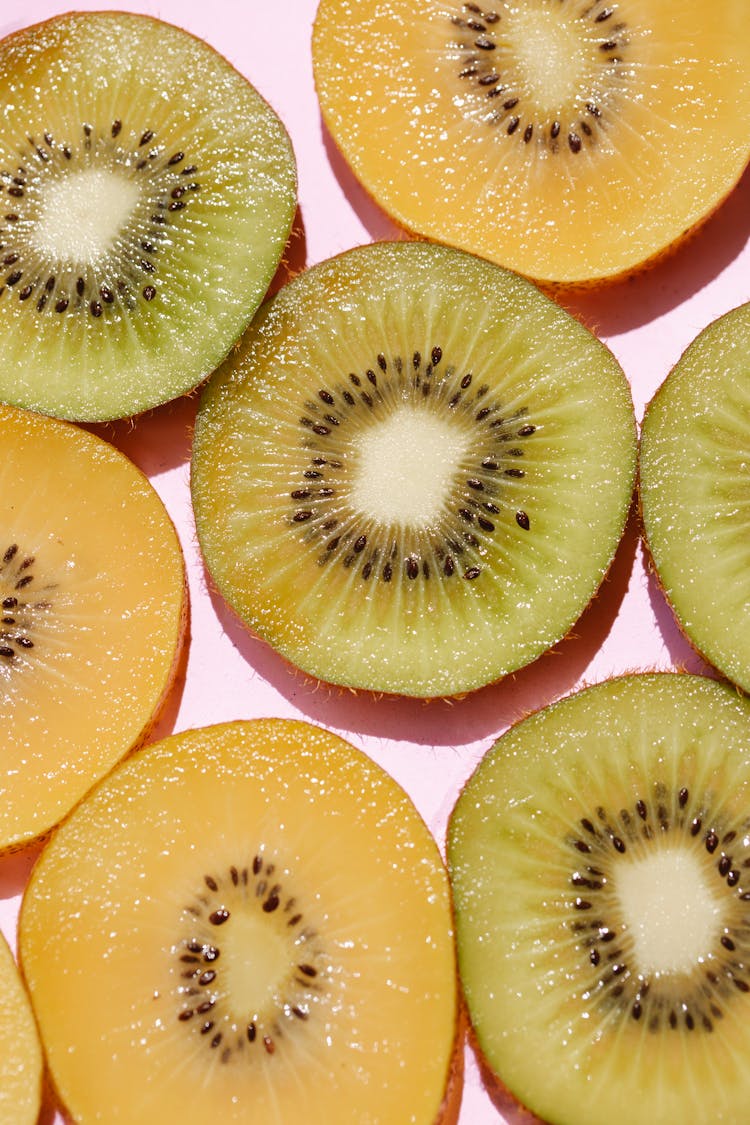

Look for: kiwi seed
[0,543,53,661]
[448,0,630,154]
[174,852,326,1063]
[565,781,750,1033]
[289,348,536,586]
[0,122,200,318]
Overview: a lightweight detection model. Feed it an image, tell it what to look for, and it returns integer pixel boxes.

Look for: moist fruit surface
[0,930,42,1125]
[191,239,636,697]
[0,11,296,421]
[0,402,185,850]
[639,302,750,692]
[19,718,457,1124]
[312,0,750,286]
[448,672,750,1125]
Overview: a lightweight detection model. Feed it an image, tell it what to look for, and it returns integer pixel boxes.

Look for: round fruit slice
[19,718,458,1124]
[312,0,750,287]
[0,931,42,1125]
[640,303,750,692]
[448,672,750,1125]
[0,11,296,421]
[0,403,185,850]
[191,239,636,698]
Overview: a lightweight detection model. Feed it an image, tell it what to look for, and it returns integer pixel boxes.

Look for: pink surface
[0,1,748,1122]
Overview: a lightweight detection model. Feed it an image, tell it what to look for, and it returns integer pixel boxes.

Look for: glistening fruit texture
[448,674,750,1125]
[191,240,636,697]
[313,0,750,285]
[640,303,750,693]
[19,720,458,1125]
[0,11,296,421]
[0,403,186,851]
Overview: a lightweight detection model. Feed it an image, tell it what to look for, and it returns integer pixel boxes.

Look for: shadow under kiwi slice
[448,672,750,1124]
[19,719,458,1124]
[191,239,636,698]
[0,11,296,421]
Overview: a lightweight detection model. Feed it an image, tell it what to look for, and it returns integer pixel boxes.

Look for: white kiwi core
[504,7,597,114]
[220,911,292,1017]
[33,167,141,264]
[349,404,470,527]
[616,845,724,976]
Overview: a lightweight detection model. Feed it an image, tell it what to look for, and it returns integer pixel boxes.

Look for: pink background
[0,1,748,1121]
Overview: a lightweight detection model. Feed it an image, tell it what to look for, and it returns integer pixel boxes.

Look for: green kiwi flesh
[0,11,296,421]
[448,672,750,1125]
[639,302,750,691]
[191,239,636,697]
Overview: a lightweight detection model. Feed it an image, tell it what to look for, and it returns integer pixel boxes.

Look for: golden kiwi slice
[0,930,42,1125]
[0,403,186,851]
[19,719,458,1123]
[312,0,750,286]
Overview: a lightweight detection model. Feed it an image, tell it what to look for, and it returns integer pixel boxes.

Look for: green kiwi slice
[19,719,458,1123]
[448,672,750,1124]
[0,11,296,421]
[191,239,636,698]
[639,303,750,691]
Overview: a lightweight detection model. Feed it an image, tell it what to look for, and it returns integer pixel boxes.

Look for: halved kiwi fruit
[0,402,186,851]
[0,11,296,421]
[312,0,750,287]
[191,239,636,698]
[448,672,750,1124]
[640,303,750,692]
[0,930,42,1125]
[19,718,458,1123]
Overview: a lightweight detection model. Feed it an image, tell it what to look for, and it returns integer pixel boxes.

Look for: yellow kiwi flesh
[0,403,185,850]
[0,931,42,1125]
[313,0,750,286]
[19,719,458,1124]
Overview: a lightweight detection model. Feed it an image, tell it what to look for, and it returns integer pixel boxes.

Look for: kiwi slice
[19,718,458,1123]
[0,930,42,1125]
[312,0,750,287]
[0,11,296,421]
[448,672,750,1124]
[191,239,636,698]
[640,303,750,691]
[0,402,185,851]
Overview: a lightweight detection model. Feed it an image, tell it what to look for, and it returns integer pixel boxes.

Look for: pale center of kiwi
[220,911,291,1018]
[507,7,596,112]
[33,167,141,264]
[616,845,724,976]
[349,404,470,526]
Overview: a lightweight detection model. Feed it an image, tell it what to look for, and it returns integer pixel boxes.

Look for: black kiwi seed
[292,351,536,583]
[174,854,326,1062]
[0,120,201,319]
[447,0,631,152]
[0,544,56,659]
[566,782,750,1034]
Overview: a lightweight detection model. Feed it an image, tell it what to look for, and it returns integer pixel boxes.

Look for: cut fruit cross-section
[191,239,636,697]
[0,402,186,851]
[19,719,458,1124]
